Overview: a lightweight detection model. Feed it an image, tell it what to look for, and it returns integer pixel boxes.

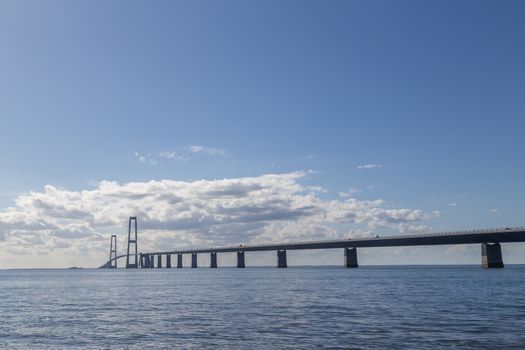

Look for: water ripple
[1,266,524,349]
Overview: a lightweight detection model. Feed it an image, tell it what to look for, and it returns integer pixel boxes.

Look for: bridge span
[100,218,525,269]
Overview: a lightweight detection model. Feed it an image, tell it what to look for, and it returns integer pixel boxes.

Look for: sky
[0,0,524,268]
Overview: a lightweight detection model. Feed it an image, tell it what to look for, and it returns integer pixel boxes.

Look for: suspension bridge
[100,216,525,269]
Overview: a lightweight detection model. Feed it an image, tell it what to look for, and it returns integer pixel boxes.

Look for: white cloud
[136,145,228,165]
[188,145,227,156]
[157,151,187,161]
[339,187,361,198]
[448,202,457,207]
[398,223,432,234]
[0,172,432,265]
[134,152,159,165]
[490,208,498,213]
[357,163,383,170]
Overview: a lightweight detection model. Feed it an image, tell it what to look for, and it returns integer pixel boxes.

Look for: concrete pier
[344,247,358,268]
[210,252,217,268]
[166,254,171,268]
[237,251,245,268]
[177,254,183,268]
[481,243,504,268]
[191,253,198,268]
[150,254,154,268]
[157,255,162,268]
[277,250,287,268]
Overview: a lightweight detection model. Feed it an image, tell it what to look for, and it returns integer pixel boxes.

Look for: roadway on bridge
[99,227,525,268]
[143,227,525,255]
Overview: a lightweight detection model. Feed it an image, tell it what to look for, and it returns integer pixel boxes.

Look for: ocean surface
[1,266,524,349]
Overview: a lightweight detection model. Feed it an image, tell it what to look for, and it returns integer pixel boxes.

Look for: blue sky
[0,0,524,267]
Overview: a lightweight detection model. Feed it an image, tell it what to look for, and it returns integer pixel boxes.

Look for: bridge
[100,217,525,269]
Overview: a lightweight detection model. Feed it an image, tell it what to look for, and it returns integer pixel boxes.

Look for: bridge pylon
[108,234,117,268]
[126,216,138,268]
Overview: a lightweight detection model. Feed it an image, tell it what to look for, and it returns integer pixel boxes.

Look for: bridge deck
[141,227,525,255]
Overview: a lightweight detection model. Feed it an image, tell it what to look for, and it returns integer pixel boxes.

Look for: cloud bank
[0,172,434,263]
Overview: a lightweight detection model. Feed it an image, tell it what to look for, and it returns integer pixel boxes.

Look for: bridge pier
[150,254,154,268]
[482,243,504,268]
[177,254,183,268]
[210,252,217,268]
[277,250,287,268]
[166,254,171,268]
[157,255,162,268]
[191,253,198,268]
[344,247,358,268]
[237,251,245,268]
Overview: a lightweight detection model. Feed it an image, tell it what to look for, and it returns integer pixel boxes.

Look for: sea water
[1,266,524,349]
